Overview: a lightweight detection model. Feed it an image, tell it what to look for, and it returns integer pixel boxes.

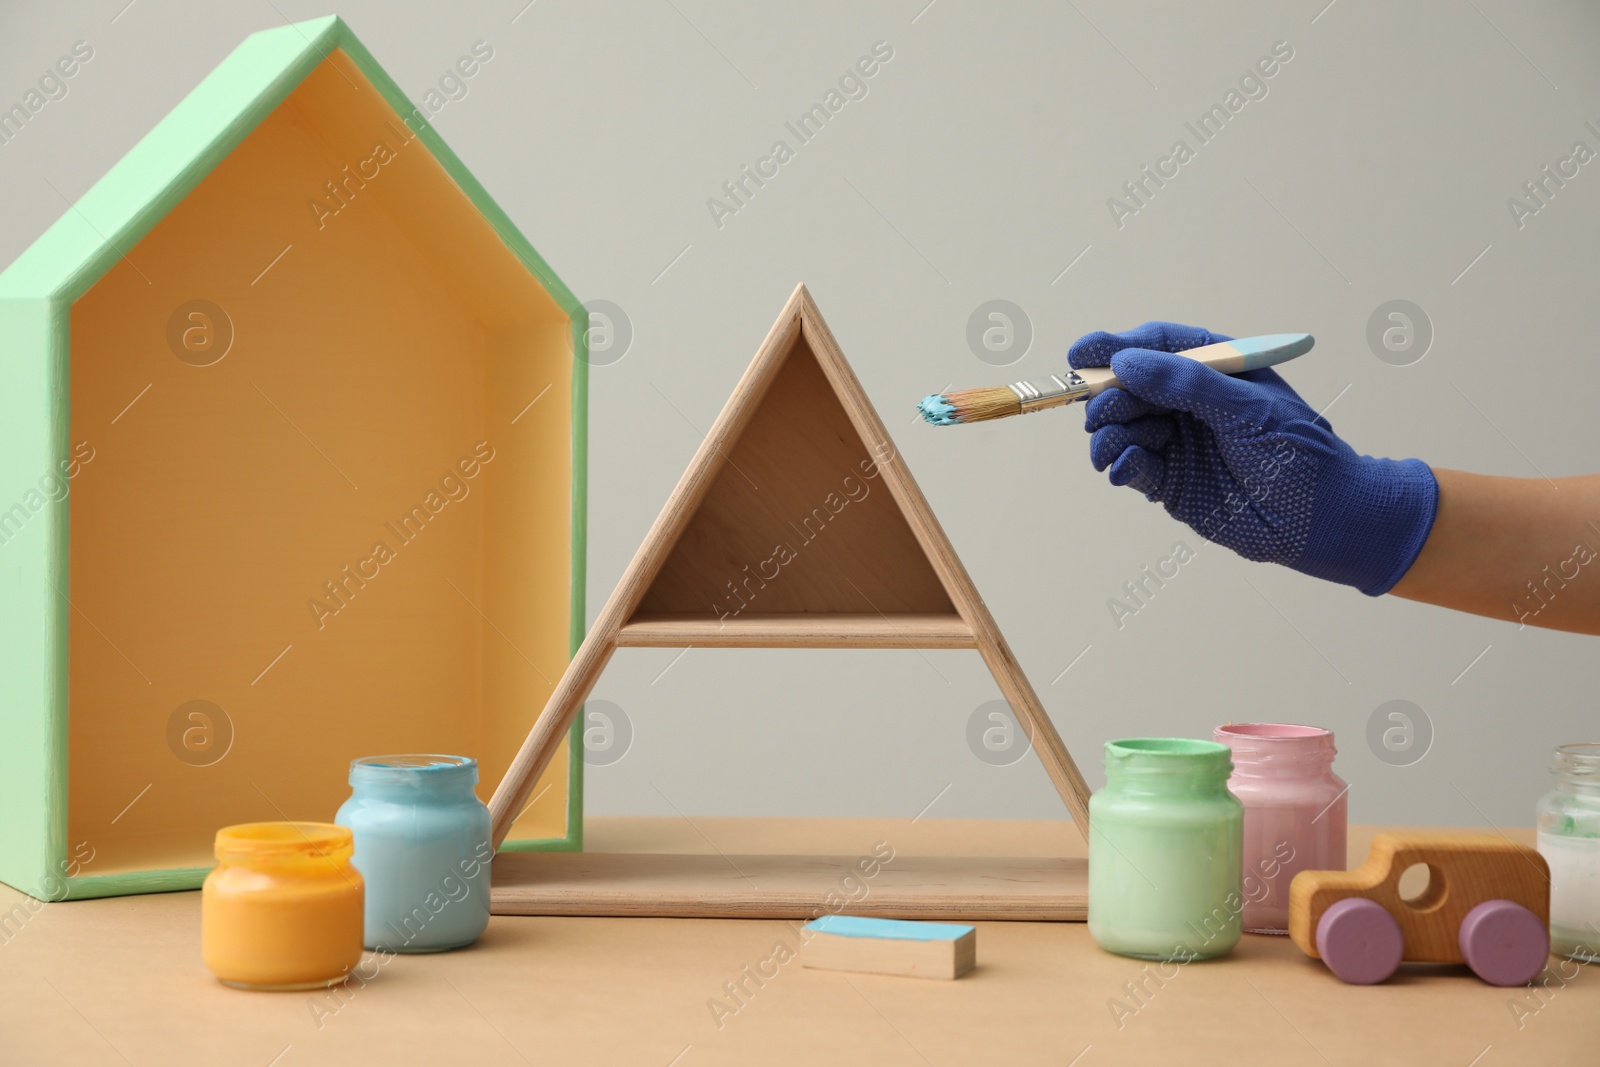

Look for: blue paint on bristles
[917,394,959,426]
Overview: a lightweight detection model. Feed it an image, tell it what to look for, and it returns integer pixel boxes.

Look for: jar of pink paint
[1212,723,1347,934]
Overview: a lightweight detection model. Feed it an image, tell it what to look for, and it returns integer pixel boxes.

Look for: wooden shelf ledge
[491,852,1087,921]
[615,612,977,649]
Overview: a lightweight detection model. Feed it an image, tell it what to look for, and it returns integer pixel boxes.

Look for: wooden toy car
[1288,832,1550,986]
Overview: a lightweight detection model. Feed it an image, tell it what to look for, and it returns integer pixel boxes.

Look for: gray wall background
[4,0,1596,828]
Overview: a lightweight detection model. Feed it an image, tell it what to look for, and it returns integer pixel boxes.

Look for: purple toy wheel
[1459,900,1549,986]
[1315,898,1404,984]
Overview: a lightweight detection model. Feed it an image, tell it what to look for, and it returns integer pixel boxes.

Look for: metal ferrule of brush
[1007,372,1090,414]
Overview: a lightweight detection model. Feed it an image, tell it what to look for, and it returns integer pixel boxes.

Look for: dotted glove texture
[1069,321,1438,596]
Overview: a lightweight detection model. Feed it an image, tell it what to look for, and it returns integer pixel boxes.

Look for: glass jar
[335,754,492,953]
[1213,722,1347,934]
[1088,738,1243,961]
[201,822,364,990]
[1536,742,1600,961]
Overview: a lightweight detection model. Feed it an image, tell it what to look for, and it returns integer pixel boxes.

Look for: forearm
[1389,469,1600,633]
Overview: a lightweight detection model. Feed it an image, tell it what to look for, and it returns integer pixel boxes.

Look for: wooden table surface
[0,817,1591,1066]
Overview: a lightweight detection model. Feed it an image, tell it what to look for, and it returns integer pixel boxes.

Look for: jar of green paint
[1088,738,1243,961]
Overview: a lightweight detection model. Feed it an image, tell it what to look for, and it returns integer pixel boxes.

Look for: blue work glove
[1068,321,1438,596]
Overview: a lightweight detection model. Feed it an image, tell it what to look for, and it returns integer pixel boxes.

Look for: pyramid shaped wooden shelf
[489,285,1091,920]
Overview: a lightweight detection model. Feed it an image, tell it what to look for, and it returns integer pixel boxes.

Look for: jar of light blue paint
[335,755,492,953]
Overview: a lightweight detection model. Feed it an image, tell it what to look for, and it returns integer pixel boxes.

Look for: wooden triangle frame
[488,284,1090,919]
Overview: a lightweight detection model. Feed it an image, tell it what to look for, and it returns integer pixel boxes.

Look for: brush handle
[1073,333,1314,397]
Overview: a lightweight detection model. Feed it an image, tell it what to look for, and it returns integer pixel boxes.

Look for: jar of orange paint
[202,822,364,990]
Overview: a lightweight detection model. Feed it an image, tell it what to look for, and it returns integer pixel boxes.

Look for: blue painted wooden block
[801,915,977,979]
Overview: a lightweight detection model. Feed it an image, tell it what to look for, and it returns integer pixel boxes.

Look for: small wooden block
[800,915,976,980]
[1288,832,1550,964]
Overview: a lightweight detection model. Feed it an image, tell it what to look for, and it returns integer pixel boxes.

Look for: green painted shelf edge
[0,14,587,902]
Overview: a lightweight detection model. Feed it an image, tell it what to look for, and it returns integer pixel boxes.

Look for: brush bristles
[926,385,1021,425]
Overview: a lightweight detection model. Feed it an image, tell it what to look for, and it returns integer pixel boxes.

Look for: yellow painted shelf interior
[68,52,573,877]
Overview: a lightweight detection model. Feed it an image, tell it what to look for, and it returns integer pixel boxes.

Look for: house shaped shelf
[0,16,585,900]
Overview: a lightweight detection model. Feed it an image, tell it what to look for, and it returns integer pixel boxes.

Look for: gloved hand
[1068,321,1438,596]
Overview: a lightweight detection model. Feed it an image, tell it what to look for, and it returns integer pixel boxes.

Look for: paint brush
[917,333,1314,426]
